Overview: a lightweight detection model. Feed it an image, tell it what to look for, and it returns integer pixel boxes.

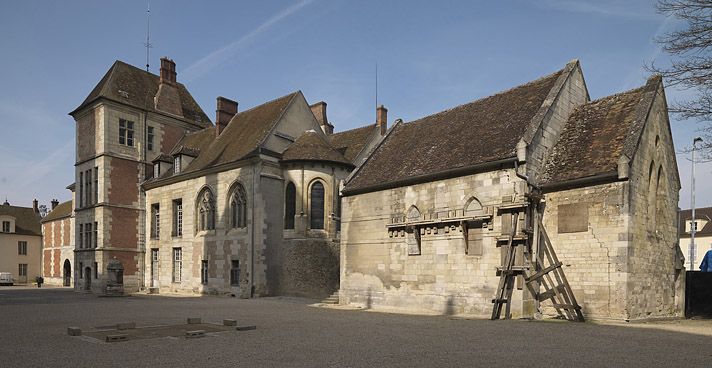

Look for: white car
[0,272,14,286]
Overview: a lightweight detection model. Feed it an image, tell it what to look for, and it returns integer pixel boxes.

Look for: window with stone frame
[406,205,422,256]
[172,248,182,283]
[197,188,215,231]
[93,221,98,248]
[18,241,27,255]
[85,222,93,248]
[18,263,27,277]
[151,203,160,239]
[2,221,10,233]
[147,126,154,151]
[172,199,183,236]
[78,224,83,248]
[79,172,84,208]
[119,119,134,146]
[310,181,325,230]
[284,182,296,230]
[229,183,247,229]
[200,260,208,285]
[230,260,240,286]
[94,167,98,203]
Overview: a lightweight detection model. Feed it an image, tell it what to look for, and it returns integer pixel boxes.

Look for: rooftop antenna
[144,2,153,72]
[375,62,378,120]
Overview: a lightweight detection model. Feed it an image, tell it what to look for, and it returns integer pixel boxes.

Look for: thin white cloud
[181,0,316,82]
[538,0,659,19]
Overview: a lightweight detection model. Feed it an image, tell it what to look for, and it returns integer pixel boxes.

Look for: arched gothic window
[648,161,656,228]
[197,188,215,231]
[310,181,325,229]
[285,182,296,229]
[229,183,247,229]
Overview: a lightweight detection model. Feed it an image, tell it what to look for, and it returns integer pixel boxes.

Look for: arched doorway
[84,267,91,291]
[63,259,71,287]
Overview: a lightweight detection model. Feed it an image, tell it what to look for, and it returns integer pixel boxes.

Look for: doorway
[151,249,159,287]
[84,267,91,290]
[63,259,71,287]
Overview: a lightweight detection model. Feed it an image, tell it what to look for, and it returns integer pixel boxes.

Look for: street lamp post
[691,137,703,270]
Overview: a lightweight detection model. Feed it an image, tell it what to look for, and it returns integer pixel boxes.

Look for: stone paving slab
[81,323,236,342]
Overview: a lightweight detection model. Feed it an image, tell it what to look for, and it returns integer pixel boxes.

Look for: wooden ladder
[491,205,584,322]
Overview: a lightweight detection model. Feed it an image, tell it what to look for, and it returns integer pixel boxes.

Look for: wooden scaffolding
[491,194,584,322]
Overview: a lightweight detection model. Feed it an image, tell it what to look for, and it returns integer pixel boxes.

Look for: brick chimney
[377,105,388,135]
[32,199,38,213]
[310,102,333,135]
[154,57,183,117]
[216,96,238,137]
[160,57,177,85]
[51,199,59,210]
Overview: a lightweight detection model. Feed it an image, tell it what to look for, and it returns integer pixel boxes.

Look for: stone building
[72,57,383,297]
[0,200,42,284]
[678,206,712,271]
[69,58,211,293]
[40,195,75,287]
[142,92,384,298]
[339,60,684,321]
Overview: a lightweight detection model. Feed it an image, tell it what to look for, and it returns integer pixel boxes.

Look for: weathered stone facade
[340,61,683,321]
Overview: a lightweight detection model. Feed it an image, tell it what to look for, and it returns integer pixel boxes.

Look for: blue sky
[0,0,709,210]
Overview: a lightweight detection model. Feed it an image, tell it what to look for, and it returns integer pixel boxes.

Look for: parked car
[0,272,14,286]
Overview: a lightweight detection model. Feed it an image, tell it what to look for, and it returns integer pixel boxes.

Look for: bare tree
[648,0,712,143]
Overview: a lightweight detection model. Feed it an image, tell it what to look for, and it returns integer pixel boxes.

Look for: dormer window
[154,163,160,177]
[2,221,10,233]
[174,156,181,174]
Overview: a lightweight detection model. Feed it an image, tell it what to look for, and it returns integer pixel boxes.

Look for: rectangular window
[78,224,84,248]
[93,222,98,248]
[94,262,98,279]
[147,126,154,151]
[79,171,84,208]
[119,119,134,147]
[465,222,484,256]
[18,241,27,255]
[154,163,160,177]
[18,264,27,277]
[85,223,93,248]
[94,167,98,204]
[79,262,83,279]
[172,248,182,283]
[201,260,208,285]
[173,199,183,237]
[151,203,160,239]
[174,156,181,174]
[2,221,10,233]
[230,260,240,286]
[86,169,92,206]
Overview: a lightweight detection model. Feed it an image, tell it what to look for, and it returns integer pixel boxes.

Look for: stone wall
[624,84,682,320]
[341,168,531,316]
[41,216,74,286]
[542,182,629,319]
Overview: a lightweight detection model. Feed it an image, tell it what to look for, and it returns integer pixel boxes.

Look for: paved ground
[1,287,711,367]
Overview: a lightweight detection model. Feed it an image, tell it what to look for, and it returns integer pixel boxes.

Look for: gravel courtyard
[1,287,710,367]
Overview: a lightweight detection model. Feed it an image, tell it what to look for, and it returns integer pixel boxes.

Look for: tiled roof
[149,92,300,182]
[41,200,72,223]
[541,77,660,185]
[70,60,211,128]
[344,66,566,194]
[327,124,378,163]
[679,207,712,238]
[282,130,353,167]
[0,203,41,236]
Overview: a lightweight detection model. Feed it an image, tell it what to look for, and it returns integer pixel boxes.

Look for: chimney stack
[159,57,177,85]
[377,105,388,136]
[216,97,238,137]
[32,199,38,213]
[51,199,59,210]
[310,102,333,135]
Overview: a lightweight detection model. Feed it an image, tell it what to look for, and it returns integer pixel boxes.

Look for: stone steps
[320,290,340,304]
